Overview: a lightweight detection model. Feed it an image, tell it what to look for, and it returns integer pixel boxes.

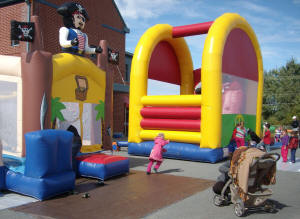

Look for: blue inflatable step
[76,153,129,180]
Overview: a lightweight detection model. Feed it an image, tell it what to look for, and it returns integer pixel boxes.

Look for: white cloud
[147,79,180,95]
[184,35,206,68]
[260,46,279,58]
[243,13,278,27]
[235,1,275,14]
[185,35,206,51]
[115,0,210,21]
[293,0,300,4]
[117,0,300,73]
[175,1,210,19]
[262,45,300,71]
[260,33,299,44]
[241,12,300,45]
[280,16,300,32]
[115,0,180,19]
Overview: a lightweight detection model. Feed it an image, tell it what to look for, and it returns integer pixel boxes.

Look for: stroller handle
[261,152,281,162]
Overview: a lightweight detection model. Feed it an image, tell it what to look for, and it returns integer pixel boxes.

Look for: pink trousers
[281,146,288,162]
[147,159,162,173]
[235,137,245,148]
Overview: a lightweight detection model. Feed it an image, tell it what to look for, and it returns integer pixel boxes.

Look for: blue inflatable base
[117,141,129,147]
[77,159,129,181]
[128,141,227,163]
[2,154,25,174]
[1,130,76,200]
[0,166,5,190]
[2,153,75,201]
[5,169,75,201]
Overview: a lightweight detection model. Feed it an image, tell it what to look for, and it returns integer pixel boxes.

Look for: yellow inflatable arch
[128,13,263,162]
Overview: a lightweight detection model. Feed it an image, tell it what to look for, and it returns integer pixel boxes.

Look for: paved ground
[0,147,299,219]
[9,170,213,219]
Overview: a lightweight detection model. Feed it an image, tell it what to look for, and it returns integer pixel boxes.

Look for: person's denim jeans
[257,142,270,152]
[290,148,297,163]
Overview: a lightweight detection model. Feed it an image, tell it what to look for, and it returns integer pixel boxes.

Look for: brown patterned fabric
[231,146,248,167]
[230,147,276,201]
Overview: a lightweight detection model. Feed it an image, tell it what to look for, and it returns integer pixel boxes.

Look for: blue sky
[115,0,300,94]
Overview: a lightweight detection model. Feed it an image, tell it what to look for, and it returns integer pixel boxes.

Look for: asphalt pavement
[120,148,300,219]
[0,147,299,219]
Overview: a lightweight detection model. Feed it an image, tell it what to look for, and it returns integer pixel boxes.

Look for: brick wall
[0,3,27,55]
[0,0,129,136]
[113,92,126,135]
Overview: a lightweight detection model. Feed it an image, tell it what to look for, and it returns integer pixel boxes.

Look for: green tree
[51,97,66,129]
[263,58,300,126]
[95,100,105,144]
[95,100,105,121]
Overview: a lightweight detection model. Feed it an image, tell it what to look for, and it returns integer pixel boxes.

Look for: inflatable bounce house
[128,13,263,163]
[0,2,129,200]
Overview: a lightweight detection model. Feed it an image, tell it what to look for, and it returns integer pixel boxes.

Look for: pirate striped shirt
[77,30,85,51]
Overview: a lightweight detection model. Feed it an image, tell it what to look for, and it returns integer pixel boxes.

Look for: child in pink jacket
[146,133,169,174]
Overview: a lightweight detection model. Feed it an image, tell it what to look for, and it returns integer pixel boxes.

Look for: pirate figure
[57,2,102,56]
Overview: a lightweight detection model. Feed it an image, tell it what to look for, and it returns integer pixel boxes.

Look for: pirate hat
[57,2,89,21]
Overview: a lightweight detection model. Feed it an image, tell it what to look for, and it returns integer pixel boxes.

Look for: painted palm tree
[95,100,105,144]
[51,97,66,129]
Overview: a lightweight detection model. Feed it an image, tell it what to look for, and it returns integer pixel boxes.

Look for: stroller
[213,147,280,217]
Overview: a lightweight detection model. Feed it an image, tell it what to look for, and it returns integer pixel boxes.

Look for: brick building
[0,0,130,137]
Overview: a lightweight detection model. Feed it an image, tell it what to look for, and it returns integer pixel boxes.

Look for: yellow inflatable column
[128,25,172,143]
[201,13,263,148]
[128,24,194,143]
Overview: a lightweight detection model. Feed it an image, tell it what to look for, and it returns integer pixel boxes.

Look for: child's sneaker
[154,168,158,173]
[146,171,151,175]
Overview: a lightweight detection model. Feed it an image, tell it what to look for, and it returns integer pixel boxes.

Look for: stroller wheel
[264,201,276,213]
[234,200,245,217]
[213,194,224,206]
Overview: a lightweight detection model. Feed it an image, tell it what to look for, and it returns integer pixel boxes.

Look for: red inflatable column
[97,40,113,150]
[21,16,53,157]
[172,21,213,38]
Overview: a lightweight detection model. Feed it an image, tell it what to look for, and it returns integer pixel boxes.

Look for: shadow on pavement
[157,168,183,174]
[242,199,290,217]
[128,156,149,168]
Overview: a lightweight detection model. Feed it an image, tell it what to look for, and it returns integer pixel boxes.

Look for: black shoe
[146,172,151,175]
[154,168,158,173]
[82,193,90,198]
